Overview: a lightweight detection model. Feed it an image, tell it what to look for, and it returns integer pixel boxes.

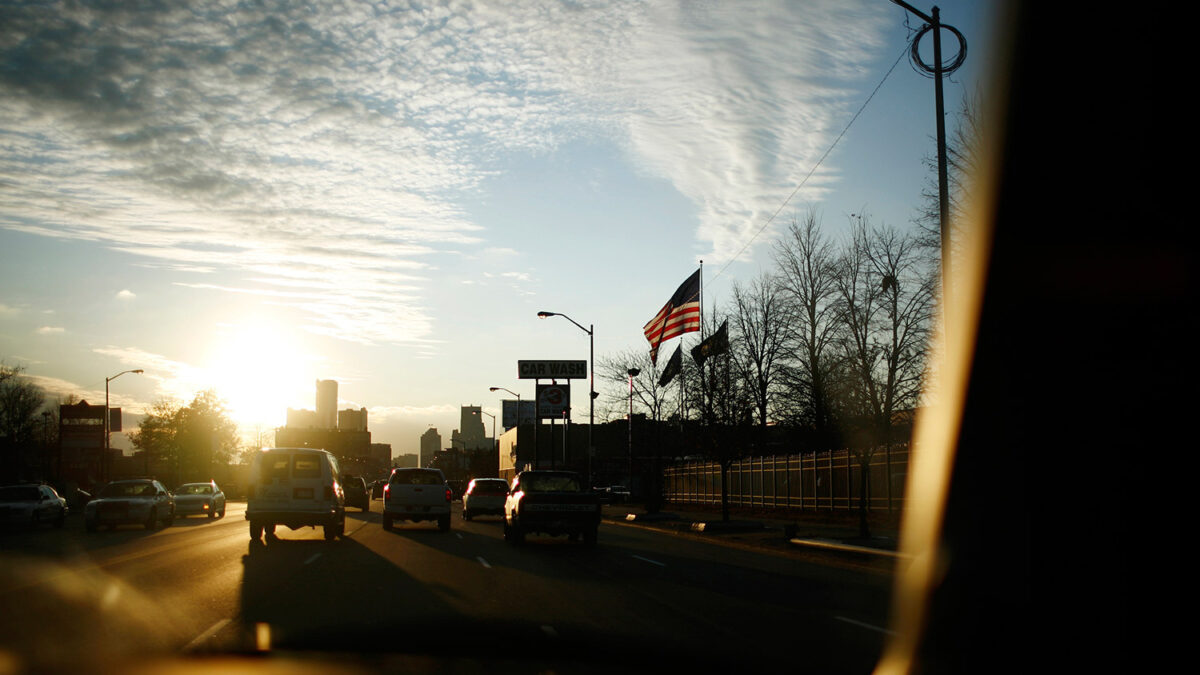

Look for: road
[0,501,893,673]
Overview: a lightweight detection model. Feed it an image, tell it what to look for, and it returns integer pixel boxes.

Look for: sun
[203,321,315,430]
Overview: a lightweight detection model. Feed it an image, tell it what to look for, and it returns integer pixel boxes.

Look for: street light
[626,367,640,496]
[490,386,524,468]
[537,310,595,486]
[105,368,144,481]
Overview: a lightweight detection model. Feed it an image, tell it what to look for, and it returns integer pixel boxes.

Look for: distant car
[461,478,509,521]
[504,470,600,546]
[173,481,226,519]
[382,467,451,532]
[245,447,345,542]
[370,479,386,499]
[605,485,631,504]
[341,474,370,512]
[84,479,175,531]
[0,484,68,529]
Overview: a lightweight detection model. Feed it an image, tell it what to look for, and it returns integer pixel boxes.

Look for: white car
[173,481,226,519]
[461,478,509,521]
[0,484,68,529]
[85,479,175,531]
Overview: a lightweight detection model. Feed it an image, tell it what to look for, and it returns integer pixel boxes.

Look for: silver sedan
[173,481,226,519]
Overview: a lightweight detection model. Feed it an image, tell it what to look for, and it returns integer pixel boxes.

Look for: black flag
[658,344,683,387]
[691,320,729,367]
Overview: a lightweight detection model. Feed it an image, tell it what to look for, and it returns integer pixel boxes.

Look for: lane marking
[456,533,463,539]
[184,618,231,651]
[541,625,557,638]
[631,554,666,567]
[303,553,321,565]
[835,616,896,636]
[476,556,491,569]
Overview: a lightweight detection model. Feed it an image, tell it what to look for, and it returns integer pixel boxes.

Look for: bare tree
[1,362,49,481]
[730,272,788,434]
[772,212,843,448]
[916,90,984,269]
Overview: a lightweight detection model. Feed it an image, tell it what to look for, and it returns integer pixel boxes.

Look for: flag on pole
[658,344,683,387]
[643,269,701,365]
[691,319,729,367]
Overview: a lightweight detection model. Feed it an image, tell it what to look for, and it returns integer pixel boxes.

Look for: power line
[710,44,910,285]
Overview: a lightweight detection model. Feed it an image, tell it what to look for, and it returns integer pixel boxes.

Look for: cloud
[36,326,65,335]
[116,289,136,300]
[0,1,889,342]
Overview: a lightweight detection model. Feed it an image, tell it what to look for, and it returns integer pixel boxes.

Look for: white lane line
[476,556,491,569]
[183,618,231,651]
[456,533,463,539]
[835,616,896,636]
[303,553,321,565]
[631,554,666,567]
[541,625,558,638]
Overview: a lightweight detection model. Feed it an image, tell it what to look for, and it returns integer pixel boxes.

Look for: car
[461,478,509,521]
[382,467,451,532]
[173,481,226,519]
[341,474,370,512]
[503,470,600,546]
[0,484,68,529]
[370,479,387,500]
[604,485,630,504]
[84,479,175,531]
[245,447,346,542]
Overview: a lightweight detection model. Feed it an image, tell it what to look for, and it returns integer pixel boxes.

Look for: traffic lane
[361,510,889,672]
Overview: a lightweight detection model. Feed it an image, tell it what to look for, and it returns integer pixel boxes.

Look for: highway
[1,501,894,673]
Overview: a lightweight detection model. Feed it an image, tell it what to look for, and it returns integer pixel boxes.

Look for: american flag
[643,269,701,365]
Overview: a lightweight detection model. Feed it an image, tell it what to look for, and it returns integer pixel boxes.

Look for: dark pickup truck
[503,470,600,546]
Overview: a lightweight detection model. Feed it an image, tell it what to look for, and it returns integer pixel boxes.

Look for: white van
[246,447,346,541]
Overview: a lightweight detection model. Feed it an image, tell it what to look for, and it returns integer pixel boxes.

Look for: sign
[518,360,587,379]
[501,400,537,429]
[536,383,570,419]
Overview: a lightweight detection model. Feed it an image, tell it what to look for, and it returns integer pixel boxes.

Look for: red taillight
[384,483,390,499]
[445,487,452,502]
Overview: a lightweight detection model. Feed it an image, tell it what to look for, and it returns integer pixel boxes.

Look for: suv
[341,474,370,512]
[504,470,600,546]
[0,484,68,529]
[462,478,509,521]
[84,479,174,531]
[246,447,346,541]
[382,467,451,532]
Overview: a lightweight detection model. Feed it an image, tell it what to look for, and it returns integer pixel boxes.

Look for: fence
[663,444,909,513]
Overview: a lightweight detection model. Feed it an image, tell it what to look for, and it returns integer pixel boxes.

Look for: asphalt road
[0,501,893,673]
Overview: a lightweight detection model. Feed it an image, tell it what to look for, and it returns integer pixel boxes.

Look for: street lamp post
[105,368,144,482]
[626,367,640,497]
[537,311,595,486]
[475,409,497,476]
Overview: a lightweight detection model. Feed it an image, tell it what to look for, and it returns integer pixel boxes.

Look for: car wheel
[463,510,472,521]
[362,502,370,513]
[382,514,393,531]
[145,508,158,530]
[250,520,263,539]
[86,518,97,532]
[208,509,216,519]
[163,512,174,527]
[324,522,342,541]
[438,515,450,532]
[219,504,226,518]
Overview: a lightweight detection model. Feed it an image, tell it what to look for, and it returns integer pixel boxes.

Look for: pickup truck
[382,467,452,532]
[503,470,600,546]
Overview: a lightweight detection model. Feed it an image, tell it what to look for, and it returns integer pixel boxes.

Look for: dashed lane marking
[631,554,666,567]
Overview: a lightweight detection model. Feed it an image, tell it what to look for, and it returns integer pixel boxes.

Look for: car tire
[382,514,393,531]
[145,508,157,530]
[163,512,174,527]
[208,510,216,519]
[362,502,370,513]
[438,515,450,532]
[324,524,337,541]
[463,510,472,521]
[250,520,263,539]
[219,504,226,518]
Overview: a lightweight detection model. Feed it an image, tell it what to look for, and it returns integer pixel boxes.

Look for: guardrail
[663,444,909,513]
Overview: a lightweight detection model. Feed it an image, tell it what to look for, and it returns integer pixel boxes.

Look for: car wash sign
[536,383,570,419]
[517,360,587,379]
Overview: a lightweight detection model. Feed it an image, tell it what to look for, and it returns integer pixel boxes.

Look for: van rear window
[391,470,443,485]
[263,456,290,482]
[293,456,321,478]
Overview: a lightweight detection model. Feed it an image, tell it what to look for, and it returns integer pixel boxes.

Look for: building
[419,427,441,468]
[316,379,337,429]
[339,407,368,431]
[275,379,375,475]
[457,405,488,451]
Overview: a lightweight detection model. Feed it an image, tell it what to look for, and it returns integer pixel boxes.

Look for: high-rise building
[316,379,337,429]
[459,405,487,450]
[420,427,441,468]
[338,407,368,431]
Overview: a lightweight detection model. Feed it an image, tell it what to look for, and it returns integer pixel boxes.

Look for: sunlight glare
[203,322,314,430]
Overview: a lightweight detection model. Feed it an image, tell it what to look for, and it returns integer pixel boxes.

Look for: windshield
[0,1,1030,672]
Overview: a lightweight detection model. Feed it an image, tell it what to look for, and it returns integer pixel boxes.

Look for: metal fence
[663,444,909,513]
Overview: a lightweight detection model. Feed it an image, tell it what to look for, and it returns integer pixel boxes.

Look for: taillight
[444,487,452,502]
[384,483,391,500]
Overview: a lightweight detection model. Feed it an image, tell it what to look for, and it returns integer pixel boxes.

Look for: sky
[1,0,996,458]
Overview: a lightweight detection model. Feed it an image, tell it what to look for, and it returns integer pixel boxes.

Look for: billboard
[501,400,537,429]
[535,383,570,419]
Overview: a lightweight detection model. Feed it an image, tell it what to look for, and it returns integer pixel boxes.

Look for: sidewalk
[601,501,905,565]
